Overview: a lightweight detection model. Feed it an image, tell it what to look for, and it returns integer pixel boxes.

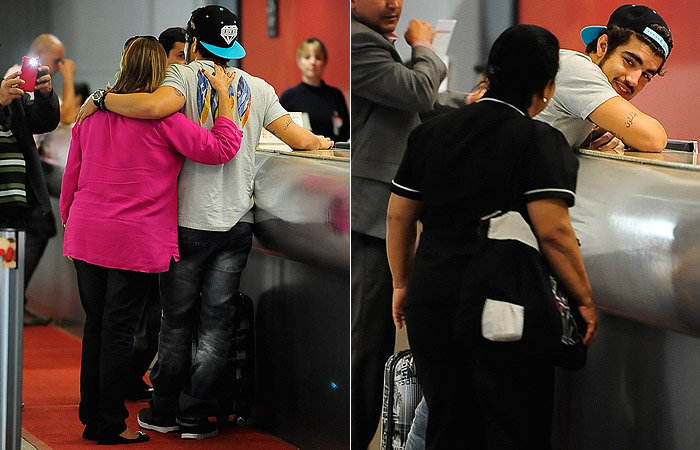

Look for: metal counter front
[571,148,700,336]
[555,146,700,450]
[241,148,349,450]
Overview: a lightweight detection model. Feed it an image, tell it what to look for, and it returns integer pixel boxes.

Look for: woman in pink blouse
[59,36,241,445]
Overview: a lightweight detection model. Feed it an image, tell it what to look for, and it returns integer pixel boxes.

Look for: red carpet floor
[22,325,298,449]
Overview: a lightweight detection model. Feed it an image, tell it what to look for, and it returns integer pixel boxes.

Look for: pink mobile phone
[20,56,39,92]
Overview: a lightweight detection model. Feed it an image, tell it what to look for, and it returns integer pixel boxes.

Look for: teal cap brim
[580,26,606,46]
[200,40,246,59]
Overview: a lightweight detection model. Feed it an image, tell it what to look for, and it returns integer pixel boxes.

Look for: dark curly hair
[584,24,672,75]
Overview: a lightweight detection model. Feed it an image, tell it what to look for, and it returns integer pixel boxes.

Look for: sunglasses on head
[123,35,158,49]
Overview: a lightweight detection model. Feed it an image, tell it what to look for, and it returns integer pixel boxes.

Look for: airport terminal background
[3,0,700,449]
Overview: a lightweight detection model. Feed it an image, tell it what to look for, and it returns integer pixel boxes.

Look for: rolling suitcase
[380,349,422,450]
[218,291,255,426]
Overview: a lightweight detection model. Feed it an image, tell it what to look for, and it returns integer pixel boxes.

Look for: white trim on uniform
[524,187,575,198]
[391,180,421,194]
[476,98,526,116]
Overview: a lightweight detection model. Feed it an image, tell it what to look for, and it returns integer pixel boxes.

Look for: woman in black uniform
[386,25,597,450]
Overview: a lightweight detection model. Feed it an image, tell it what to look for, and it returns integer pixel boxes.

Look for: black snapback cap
[188,5,246,59]
[580,4,671,58]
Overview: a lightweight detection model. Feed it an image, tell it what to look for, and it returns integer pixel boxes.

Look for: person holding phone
[0,62,59,235]
[5,33,76,327]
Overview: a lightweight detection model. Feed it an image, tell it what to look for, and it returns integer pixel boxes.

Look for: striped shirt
[0,118,27,209]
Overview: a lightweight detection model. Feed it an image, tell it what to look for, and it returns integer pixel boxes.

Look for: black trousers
[405,302,555,450]
[129,277,161,390]
[24,204,55,302]
[350,232,395,450]
[73,260,154,437]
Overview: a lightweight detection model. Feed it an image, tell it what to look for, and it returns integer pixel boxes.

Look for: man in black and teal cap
[535,4,673,154]
[78,4,333,440]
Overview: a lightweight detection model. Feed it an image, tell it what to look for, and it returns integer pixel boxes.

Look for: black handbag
[455,209,587,370]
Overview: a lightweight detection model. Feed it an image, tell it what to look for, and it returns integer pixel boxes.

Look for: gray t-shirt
[535,49,618,148]
[162,60,287,231]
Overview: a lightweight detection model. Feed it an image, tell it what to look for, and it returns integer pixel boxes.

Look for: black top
[280,81,349,142]
[391,97,578,305]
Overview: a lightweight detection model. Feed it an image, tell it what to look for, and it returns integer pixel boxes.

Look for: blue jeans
[404,397,428,450]
[149,222,253,421]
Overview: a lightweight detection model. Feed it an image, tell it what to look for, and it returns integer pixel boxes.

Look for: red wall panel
[240,1,350,108]
[520,0,700,141]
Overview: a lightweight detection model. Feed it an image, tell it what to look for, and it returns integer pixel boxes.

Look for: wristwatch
[92,89,107,111]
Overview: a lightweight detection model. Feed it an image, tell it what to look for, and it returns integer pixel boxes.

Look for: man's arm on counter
[265,114,333,150]
[588,96,667,153]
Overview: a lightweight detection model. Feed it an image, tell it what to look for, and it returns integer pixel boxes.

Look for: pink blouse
[59,111,242,273]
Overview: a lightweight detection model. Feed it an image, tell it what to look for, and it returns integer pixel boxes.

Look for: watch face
[92,90,104,109]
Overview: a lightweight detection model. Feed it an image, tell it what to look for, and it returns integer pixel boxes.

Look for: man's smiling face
[597,34,663,101]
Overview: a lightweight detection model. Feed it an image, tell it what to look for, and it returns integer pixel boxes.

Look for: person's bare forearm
[104,92,165,119]
[538,226,593,307]
[387,217,417,288]
[104,85,184,119]
[529,198,597,344]
[59,76,76,124]
[266,115,333,150]
[214,88,232,121]
[386,194,422,288]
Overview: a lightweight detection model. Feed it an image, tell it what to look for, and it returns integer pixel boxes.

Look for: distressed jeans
[149,222,252,421]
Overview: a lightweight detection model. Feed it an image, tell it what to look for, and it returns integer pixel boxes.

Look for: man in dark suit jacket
[350,1,465,448]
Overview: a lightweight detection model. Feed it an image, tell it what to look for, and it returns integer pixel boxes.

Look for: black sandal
[97,431,150,445]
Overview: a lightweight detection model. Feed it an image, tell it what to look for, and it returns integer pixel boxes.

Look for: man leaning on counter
[535,4,673,154]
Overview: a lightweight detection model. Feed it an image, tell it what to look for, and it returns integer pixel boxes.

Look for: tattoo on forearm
[171,87,184,97]
[625,111,637,128]
[283,119,292,131]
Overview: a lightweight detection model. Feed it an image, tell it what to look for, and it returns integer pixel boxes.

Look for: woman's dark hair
[584,24,672,76]
[486,24,560,112]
